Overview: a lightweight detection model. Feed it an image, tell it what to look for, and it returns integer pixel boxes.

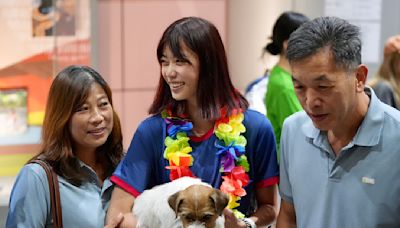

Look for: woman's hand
[223,209,247,228]
[104,213,123,228]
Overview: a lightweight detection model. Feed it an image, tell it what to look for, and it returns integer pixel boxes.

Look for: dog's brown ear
[168,191,183,217]
[210,189,229,215]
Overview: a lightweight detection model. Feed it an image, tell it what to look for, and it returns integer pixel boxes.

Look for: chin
[311,121,334,131]
[90,138,109,148]
[171,94,185,101]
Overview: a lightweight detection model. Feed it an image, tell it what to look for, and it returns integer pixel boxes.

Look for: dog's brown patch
[168,185,229,228]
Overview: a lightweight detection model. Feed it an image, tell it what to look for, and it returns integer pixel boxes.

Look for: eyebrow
[292,74,332,83]
[313,75,331,82]
[97,94,108,100]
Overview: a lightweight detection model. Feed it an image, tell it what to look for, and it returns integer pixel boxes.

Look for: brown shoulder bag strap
[30,159,63,228]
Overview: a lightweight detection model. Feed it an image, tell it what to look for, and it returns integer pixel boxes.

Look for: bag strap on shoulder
[30,159,63,228]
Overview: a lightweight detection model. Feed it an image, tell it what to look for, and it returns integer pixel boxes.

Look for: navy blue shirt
[112,110,279,216]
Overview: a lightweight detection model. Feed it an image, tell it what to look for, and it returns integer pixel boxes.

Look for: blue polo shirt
[112,110,279,216]
[7,161,114,227]
[279,87,400,227]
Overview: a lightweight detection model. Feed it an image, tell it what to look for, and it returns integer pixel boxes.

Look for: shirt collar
[77,159,113,189]
[302,87,384,147]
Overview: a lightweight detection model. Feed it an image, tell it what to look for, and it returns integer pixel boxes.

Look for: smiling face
[161,42,200,105]
[291,48,364,132]
[69,82,113,153]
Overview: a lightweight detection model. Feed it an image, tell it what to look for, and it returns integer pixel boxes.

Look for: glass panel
[0,0,91,176]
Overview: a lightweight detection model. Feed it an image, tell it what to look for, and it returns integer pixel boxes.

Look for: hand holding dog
[223,209,248,228]
[104,212,138,228]
[104,213,123,228]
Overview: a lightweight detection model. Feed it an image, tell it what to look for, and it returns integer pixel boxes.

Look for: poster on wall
[0,0,91,176]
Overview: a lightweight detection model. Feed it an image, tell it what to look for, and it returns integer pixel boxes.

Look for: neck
[186,100,214,137]
[327,92,370,155]
[75,148,97,167]
[75,148,105,181]
[277,55,291,74]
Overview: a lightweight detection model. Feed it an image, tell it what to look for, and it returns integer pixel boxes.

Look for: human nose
[305,89,322,108]
[164,64,177,78]
[89,108,104,124]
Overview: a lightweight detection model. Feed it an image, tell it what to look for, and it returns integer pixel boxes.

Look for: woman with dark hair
[6,65,124,227]
[107,17,279,227]
[264,11,309,156]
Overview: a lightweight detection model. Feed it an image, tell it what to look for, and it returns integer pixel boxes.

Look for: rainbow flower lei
[162,108,250,218]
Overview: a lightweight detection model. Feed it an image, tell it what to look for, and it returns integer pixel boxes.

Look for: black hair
[265,11,309,55]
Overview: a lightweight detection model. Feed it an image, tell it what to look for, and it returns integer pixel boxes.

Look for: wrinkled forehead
[291,51,350,83]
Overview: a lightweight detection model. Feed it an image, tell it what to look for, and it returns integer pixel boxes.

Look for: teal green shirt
[265,65,302,156]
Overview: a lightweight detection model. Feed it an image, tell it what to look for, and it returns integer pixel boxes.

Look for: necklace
[162,107,250,218]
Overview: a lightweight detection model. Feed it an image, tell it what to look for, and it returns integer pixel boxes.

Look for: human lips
[88,127,106,136]
[169,82,185,90]
[308,113,328,122]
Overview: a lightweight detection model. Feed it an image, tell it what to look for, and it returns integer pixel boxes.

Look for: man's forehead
[291,71,337,83]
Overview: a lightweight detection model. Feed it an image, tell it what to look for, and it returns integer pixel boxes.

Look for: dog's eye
[185,215,195,223]
[201,214,212,222]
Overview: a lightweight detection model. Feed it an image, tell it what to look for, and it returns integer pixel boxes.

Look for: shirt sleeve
[6,164,51,228]
[111,118,163,197]
[248,112,279,188]
[278,119,294,203]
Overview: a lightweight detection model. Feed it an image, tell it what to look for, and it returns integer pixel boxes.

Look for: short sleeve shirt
[112,110,279,216]
[279,88,400,227]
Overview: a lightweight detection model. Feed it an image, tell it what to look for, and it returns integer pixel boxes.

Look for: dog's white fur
[133,177,225,228]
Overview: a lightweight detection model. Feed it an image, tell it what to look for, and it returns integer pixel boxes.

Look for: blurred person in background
[264,11,309,157]
[369,34,400,109]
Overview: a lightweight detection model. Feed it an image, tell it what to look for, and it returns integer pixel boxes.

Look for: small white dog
[133,177,228,228]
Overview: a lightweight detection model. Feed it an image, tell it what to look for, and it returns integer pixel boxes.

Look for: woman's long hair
[31,65,123,186]
[149,17,248,120]
[370,52,400,106]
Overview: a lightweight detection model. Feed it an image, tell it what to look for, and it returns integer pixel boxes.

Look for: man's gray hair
[287,16,361,72]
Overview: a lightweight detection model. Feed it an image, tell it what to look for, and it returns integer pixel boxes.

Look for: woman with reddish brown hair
[7,65,124,227]
[107,17,279,228]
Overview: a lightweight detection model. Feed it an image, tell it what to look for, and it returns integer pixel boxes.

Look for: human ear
[355,64,368,92]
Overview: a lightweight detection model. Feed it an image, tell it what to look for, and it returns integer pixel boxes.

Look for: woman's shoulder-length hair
[31,65,123,186]
[149,17,248,120]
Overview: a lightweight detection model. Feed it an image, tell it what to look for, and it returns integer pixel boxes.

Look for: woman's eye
[176,59,188,65]
[160,59,168,66]
[76,106,88,112]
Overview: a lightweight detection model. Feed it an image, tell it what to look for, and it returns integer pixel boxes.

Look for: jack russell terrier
[133,177,229,228]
